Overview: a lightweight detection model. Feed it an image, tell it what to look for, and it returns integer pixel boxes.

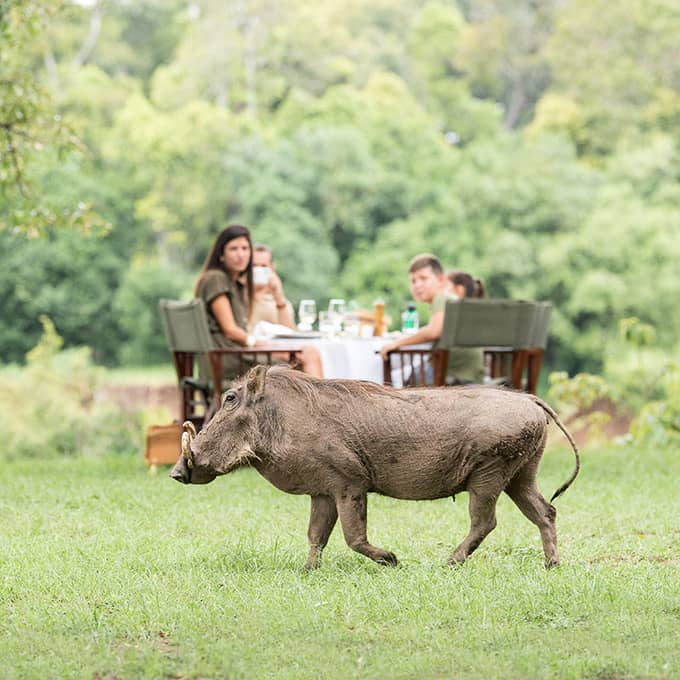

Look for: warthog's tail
[531,396,581,502]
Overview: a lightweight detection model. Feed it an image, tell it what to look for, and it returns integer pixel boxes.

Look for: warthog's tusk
[181,420,196,469]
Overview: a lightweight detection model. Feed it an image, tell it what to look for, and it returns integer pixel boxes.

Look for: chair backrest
[159,298,216,353]
[439,298,538,349]
[529,301,552,350]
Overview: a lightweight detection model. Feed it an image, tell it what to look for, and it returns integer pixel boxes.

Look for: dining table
[273,334,391,383]
[253,321,418,386]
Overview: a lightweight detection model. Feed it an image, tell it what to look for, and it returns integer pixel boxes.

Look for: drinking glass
[328,298,346,334]
[298,299,317,331]
[318,311,335,337]
[343,312,360,337]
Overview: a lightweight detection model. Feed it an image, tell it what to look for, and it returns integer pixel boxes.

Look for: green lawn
[1,443,678,680]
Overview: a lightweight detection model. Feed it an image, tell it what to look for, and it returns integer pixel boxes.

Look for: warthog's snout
[170,456,191,484]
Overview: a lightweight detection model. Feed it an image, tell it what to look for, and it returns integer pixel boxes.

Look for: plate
[273,332,322,339]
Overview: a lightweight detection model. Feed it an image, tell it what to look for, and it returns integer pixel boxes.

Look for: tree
[0,0,99,234]
[541,0,680,157]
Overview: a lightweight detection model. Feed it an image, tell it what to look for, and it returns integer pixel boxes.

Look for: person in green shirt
[194,224,322,383]
[379,254,484,385]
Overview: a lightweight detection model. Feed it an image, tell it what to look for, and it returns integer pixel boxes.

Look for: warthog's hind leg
[336,492,398,566]
[304,495,338,570]
[448,488,499,565]
[505,465,559,568]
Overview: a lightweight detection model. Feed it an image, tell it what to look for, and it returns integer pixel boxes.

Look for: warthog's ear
[245,365,268,402]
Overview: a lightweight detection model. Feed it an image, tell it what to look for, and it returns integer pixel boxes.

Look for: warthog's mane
[265,367,417,412]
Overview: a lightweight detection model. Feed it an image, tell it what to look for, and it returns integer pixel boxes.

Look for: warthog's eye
[222,390,238,408]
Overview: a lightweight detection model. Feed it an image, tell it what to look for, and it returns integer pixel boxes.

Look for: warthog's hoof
[376,551,399,567]
[447,552,467,567]
[545,557,560,569]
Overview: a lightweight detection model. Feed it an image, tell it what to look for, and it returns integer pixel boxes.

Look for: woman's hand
[379,340,399,359]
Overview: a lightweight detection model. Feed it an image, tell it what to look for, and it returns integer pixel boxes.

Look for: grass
[1,442,678,680]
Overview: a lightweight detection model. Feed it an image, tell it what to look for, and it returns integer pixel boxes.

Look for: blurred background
[1,0,679,452]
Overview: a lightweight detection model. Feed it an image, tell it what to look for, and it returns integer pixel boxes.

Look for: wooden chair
[441,298,539,390]
[382,299,544,392]
[524,302,552,394]
[382,345,448,387]
[159,299,303,430]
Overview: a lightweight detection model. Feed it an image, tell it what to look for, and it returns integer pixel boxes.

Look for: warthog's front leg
[336,492,398,566]
[304,495,338,570]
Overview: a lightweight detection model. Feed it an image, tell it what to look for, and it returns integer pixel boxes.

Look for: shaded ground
[566,397,633,447]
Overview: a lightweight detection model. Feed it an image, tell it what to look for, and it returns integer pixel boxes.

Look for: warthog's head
[170,365,270,485]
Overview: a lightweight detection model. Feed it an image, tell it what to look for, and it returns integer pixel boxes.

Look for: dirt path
[96,383,180,418]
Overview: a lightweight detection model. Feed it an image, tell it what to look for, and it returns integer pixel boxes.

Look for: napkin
[252,320,295,338]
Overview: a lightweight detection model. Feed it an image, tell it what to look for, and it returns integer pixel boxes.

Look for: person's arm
[267,272,295,328]
[379,309,444,358]
[210,295,252,346]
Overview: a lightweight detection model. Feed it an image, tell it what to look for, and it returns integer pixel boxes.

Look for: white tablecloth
[317,337,390,382]
[255,322,413,385]
[290,337,389,383]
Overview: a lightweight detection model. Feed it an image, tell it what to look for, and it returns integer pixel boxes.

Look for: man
[248,244,296,331]
[379,253,484,385]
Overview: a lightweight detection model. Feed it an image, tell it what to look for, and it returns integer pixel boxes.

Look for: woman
[195,225,322,383]
[446,270,486,299]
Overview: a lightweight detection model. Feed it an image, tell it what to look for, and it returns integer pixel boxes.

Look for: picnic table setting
[250,297,399,384]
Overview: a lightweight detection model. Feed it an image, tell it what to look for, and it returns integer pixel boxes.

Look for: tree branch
[72,2,103,70]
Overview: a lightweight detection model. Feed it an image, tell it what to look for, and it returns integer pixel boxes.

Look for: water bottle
[401,303,419,335]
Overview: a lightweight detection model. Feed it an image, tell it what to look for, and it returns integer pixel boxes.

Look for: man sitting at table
[248,243,296,331]
[379,254,484,385]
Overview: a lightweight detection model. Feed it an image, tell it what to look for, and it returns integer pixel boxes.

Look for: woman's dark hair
[447,269,486,298]
[195,224,254,315]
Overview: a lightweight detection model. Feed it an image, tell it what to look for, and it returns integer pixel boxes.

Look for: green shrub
[548,317,680,446]
[0,317,142,460]
[113,258,192,366]
[628,363,680,447]
[547,371,616,441]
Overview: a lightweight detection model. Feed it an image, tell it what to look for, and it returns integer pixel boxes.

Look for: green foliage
[548,317,680,446]
[615,317,680,447]
[547,371,615,441]
[544,0,680,157]
[629,365,680,447]
[1,0,678,378]
[0,317,140,460]
[619,316,656,349]
[0,0,102,234]
[548,371,616,415]
[113,258,192,366]
[0,228,125,364]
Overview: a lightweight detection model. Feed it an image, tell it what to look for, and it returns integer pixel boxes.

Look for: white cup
[253,266,271,285]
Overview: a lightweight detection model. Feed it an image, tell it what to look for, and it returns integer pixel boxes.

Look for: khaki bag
[145,423,182,466]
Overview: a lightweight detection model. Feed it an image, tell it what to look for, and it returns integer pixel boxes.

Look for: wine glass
[297,299,317,332]
[328,298,346,334]
[318,311,335,338]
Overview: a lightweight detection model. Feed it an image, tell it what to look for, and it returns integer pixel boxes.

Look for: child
[379,254,484,385]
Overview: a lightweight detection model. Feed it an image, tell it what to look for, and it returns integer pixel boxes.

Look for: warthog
[171,366,580,569]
